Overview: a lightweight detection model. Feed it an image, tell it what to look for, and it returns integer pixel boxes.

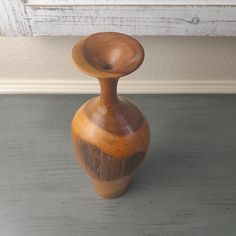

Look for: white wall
[0,36,236,93]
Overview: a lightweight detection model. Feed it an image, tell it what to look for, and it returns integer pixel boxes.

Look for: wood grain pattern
[0,0,31,36]
[0,94,236,235]
[25,4,236,36]
[24,0,236,6]
[72,96,150,158]
[83,97,144,135]
[75,138,145,181]
[71,32,150,197]
[1,1,236,36]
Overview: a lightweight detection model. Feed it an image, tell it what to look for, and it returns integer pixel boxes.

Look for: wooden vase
[71,32,150,198]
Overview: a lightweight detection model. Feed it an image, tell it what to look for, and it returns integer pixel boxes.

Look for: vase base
[92,175,132,199]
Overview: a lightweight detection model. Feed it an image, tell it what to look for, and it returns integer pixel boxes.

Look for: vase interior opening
[81,32,144,77]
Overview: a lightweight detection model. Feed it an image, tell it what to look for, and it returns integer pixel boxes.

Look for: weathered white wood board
[25,4,236,36]
[25,0,236,6]
[0,0,31,36]
[1,0,236,36]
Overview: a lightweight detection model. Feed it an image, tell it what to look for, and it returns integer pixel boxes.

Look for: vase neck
[98,78,119,107]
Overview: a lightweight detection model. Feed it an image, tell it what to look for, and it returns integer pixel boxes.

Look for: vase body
[71,32,150,198]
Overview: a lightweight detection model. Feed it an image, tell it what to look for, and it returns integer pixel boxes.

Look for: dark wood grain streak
[76,138,145,181]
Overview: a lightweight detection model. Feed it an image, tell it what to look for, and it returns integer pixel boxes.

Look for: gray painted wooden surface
[0,95,235,236]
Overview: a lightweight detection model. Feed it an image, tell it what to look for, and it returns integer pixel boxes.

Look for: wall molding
[0,80,236,94]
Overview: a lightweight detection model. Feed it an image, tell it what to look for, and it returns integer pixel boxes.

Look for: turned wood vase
[71,32,150,198]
